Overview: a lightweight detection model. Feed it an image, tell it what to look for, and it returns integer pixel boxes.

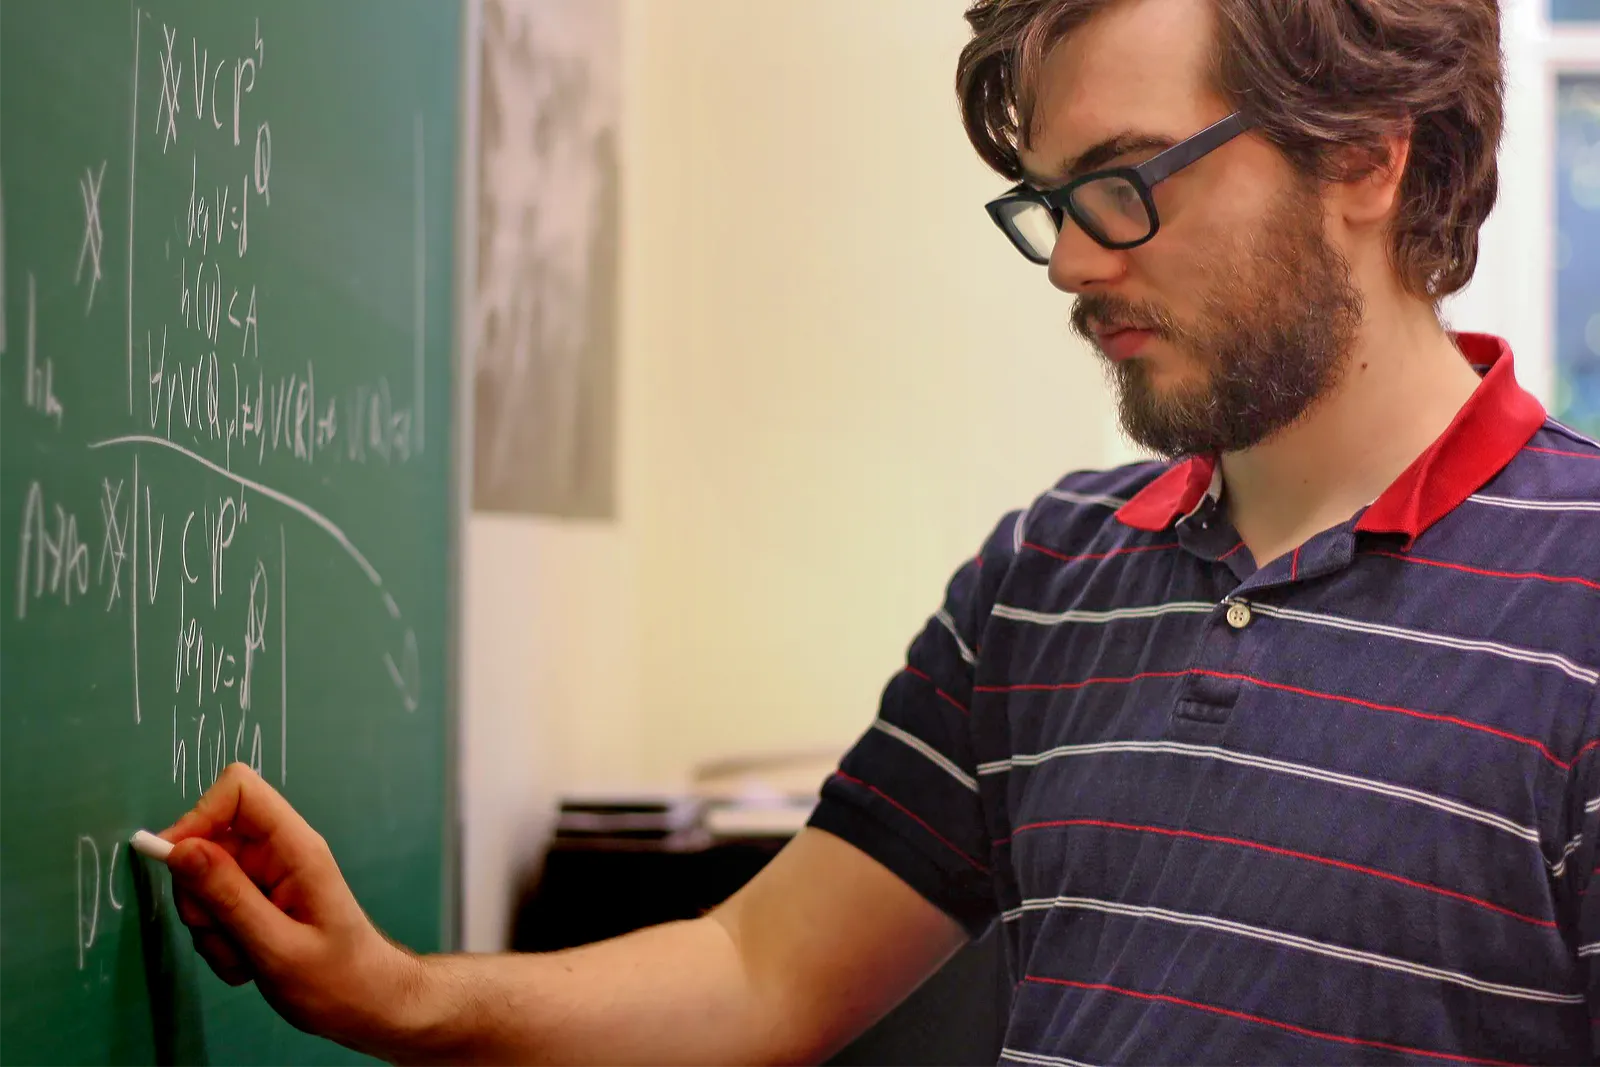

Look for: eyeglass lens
[1001,175,1155,260]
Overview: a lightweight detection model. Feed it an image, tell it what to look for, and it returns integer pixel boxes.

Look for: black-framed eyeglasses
[985,112,1253,263]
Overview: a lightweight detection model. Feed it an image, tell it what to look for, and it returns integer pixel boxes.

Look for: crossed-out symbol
[157,24,182,153]
[98,477,128,610]
[76,161,107,315]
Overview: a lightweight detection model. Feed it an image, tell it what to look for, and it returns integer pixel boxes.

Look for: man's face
[1018,0,1364,458]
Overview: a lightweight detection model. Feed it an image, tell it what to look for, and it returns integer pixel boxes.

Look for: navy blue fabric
[810,338,1600,1065]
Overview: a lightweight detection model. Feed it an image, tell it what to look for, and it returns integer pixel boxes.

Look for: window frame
[1448,0,1600,411]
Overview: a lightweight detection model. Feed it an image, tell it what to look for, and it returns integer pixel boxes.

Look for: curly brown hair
[956,0,1504,302]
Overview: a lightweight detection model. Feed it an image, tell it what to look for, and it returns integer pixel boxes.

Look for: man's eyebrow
[1022,132,1176,188]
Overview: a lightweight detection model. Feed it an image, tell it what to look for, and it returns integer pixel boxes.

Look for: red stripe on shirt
[972,668,1561,767]
[902,665,969,716]
[831,771,988,873]
[1011,817,1554,928]
[1527,445,1600,462]
[978,667,1564,768]
[1020,976,1523,1066]
[1370,550,1600,595]
[1022,541,1181,565]
[1190,669,1570,770]
[974,670,1189,695]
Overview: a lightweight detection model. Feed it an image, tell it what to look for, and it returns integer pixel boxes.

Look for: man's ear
[1332,126,1412,229]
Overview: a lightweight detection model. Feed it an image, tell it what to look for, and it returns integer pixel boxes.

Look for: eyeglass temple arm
[1133,112,1252,186]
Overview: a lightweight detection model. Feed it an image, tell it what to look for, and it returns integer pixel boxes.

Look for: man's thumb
[168,839,296,959]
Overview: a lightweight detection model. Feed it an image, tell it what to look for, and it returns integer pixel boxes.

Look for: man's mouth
[1093,324,1159,362]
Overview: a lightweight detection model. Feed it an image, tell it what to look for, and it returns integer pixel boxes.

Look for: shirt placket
[1167,506,1362,742]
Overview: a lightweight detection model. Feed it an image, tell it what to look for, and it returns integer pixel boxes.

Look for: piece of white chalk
[129,829,174,862]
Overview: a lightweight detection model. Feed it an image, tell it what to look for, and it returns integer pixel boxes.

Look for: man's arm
[399,827,967,1065]
[163,764,968,1066]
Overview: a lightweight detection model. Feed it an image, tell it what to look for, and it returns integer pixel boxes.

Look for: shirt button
[1226,600,1253,630]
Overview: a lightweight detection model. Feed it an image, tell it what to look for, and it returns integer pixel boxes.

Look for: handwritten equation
[3,8,435,978]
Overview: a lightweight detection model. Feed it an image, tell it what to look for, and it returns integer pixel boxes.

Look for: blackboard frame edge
[443,0,484,958]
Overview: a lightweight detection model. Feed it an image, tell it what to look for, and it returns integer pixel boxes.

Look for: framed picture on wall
[472,0,622,518]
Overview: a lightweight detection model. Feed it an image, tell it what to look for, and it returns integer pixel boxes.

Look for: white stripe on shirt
[1045,489,1129,510]
[1469,492,1600,516]
[1542,420,1600,451]
[992,600,1215,626]
[871,718,977,793]
[1248,602,1599,685]
[1551,833,1584,879]
[988,596,1597,686]
[1000,1047,1102,1067]
[1000,896,1584,1005]
[934,608,976,665]
[978,739,1543,848]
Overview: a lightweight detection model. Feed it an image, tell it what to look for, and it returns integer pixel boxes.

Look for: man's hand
[161,762,419,1053]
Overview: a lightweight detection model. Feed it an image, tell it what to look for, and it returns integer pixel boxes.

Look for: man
[163,0,1600,1062]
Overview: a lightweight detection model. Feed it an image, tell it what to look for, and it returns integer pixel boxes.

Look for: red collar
[1114,334,1546,543]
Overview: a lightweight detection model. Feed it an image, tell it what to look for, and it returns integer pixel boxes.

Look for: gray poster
[474,0,621,517]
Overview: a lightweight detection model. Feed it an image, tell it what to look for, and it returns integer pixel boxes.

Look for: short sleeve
[806,509,1021,939]
[1562,685,1600,1058]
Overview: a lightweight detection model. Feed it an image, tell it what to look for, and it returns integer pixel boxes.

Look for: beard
[1070,181,1364,458]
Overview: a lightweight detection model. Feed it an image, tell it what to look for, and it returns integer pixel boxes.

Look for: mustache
[1071,295,1175,344]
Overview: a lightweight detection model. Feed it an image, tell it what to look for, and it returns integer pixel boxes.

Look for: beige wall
[618,0,1116,786]
[462,515,634,949]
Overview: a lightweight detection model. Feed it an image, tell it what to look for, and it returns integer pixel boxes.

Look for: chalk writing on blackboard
[10,8,433,975]
[75,162,107,315]
[23,275,64,426]
[75,833,146,976]
[125,10,143,411]
[75,836,100,971]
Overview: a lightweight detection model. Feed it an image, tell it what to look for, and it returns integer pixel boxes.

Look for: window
[1554,75,1600,434]
[1546,2,1600,433]
[1444,2,1600,431]
[1554,0,1600,22]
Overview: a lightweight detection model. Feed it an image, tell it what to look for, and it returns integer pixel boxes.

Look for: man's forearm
[371,914,806,1066]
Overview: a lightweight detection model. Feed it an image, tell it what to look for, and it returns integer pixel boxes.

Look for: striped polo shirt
[809,334,1600,1065]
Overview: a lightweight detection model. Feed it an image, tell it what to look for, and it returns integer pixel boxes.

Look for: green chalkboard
[1,1,463,1062]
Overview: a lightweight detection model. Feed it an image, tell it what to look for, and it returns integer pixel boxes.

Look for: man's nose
[1047,217,1128,294]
